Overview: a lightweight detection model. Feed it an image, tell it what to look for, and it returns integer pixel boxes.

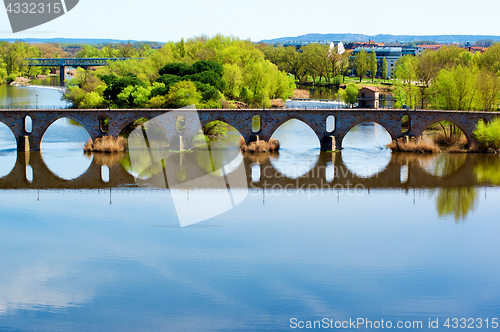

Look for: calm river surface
[0,85,499,331]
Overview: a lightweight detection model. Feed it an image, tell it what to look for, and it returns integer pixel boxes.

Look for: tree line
[0,41,69,82]
[393,44,500,111]
[261,44,351,86]
[0,41,162,84]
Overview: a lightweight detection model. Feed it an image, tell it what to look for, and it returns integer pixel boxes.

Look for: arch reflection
[0,121,17,178]
[341,123,392,178]
[41,118,92,180]
[270,119,320,179]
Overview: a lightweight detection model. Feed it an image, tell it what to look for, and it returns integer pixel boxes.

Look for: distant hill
[260,33,500,44]
[0,38,163,44]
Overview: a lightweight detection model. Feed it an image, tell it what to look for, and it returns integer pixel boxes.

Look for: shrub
[386,136,441,153]
[84,136,127,153]
[332,75,342,89]
[239,137,280,153]
[473,118,500,150]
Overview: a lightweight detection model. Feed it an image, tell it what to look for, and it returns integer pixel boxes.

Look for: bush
[80,91,106,109]
[340,84,359,106]
[332,75,342,89]
[6,73,18,84]
[84,136,127,153]
[386,136,441,153]
[239,137,280,153]
[473,118,500,150]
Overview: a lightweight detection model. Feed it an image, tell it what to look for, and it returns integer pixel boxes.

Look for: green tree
[431,64,477,111]
[222,63,243,99]
[0,41,40,77]
[340,84,359,106]
[354,48,370,82]
[77,45,101,58]
[381,57,388,80]
[177,38,186,58]
[279,46,308,82]
[477,43,500,74]
[416,50,438,109]
[166,81,201,107]
[369,48,377,82]
[338,51,350,83]
[476,69,500,111]
[80,91,106,109]
[302,43,331,84]
[394,55,418,108]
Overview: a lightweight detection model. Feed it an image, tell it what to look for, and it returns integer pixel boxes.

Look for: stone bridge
[1,108,499,152]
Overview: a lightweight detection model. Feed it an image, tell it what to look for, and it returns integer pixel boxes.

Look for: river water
[0,84,499,331]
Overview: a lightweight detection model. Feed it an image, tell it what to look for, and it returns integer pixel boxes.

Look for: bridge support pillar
[169,135,183,151]
[17,135,40,151]
[18,135,32,151]
[59,66,65,86]
[320,135,340,151]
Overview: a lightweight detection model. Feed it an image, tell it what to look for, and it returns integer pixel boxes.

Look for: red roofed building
[467,46,488,53]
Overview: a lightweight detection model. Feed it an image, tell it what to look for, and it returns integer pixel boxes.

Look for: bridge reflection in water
[0,150,497,191]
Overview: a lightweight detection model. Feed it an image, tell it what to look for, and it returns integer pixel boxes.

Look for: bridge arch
[40,117,93,180]
[341,120,396,147]
[0,121,17,179]
[270,118,321,149]
[413,117,472,145]
[199,118,249,143]
[0,119,17,145]
[40,115,94,143]
[267,115,321,142]
[115,115,155,138]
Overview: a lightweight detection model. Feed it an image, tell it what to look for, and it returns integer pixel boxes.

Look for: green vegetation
[339,84,359,106]
[369,48,377,82]
[473,118,500,150]
[64,35,295,109]
[262,43,350,84]
[0,40,149,85]
[353,48,370,83]
[393,44,500,110]
[0,41,63,83]
[381,57,388,80]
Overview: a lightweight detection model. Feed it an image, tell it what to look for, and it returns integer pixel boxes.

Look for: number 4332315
[5,3,62,14]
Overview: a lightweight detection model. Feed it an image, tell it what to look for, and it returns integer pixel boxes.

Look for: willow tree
[393,55,418,108]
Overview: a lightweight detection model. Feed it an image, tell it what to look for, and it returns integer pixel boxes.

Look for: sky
[1,0,500,42]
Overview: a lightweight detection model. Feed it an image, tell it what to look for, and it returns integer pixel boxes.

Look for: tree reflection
[475,156,500,185]
[436,187,477,221]
[420,153,467,177]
